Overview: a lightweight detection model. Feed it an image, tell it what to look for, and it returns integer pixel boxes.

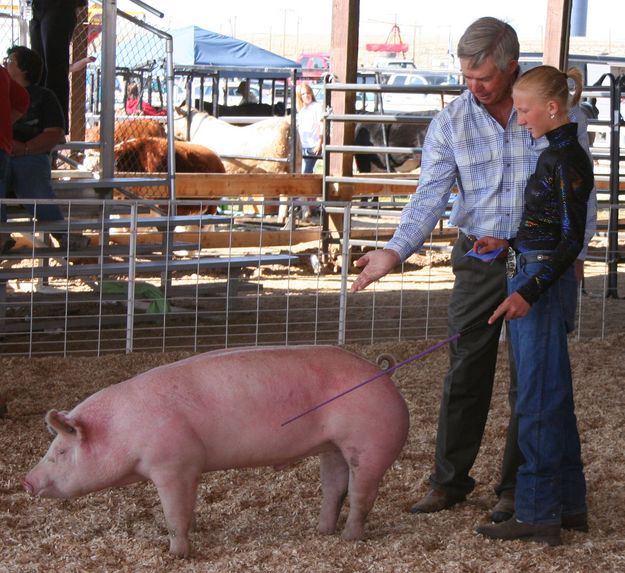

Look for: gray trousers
[429,232,523,498]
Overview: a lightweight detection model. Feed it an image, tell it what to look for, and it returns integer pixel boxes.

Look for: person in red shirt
[0,63,29,253]
[3,46,89,251]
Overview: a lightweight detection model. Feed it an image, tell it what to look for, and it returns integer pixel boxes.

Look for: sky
[118,0,625,54]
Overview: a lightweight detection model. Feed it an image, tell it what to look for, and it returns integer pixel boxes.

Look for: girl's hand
[488,292,530,324]
[473,236,509,256]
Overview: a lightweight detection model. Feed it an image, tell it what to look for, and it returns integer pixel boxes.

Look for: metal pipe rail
[325,81,464,97]
[324,176,418,187]
[325,144,422,154]
[329,113,434,124]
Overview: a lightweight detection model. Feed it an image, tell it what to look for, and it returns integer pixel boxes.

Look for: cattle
[193,100,286,117]
[113,137,225,174]
[173,108,301,174]
[353,112,437,174]
[85,118,166,145]
[113,137,225,218]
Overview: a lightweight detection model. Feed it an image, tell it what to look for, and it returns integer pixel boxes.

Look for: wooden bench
[0,252,298,335]
[0,254,297,281]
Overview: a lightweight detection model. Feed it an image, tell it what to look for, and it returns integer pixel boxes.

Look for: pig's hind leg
[341,448,391,541]
[152,469,201,558]
[318,448,349,535]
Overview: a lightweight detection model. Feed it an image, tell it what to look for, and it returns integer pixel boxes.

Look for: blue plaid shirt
[387,89,596,260]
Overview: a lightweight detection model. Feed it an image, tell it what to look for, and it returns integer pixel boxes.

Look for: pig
[23,345,409,557]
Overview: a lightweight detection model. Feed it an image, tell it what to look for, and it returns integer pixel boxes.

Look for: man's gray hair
[457,17,519,71]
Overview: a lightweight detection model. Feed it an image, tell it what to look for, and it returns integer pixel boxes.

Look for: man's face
[460,56,517,107]
[2,53,20,81]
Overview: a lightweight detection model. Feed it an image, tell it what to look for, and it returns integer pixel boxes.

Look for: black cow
[353,111,437,173]
[193,100,286,117]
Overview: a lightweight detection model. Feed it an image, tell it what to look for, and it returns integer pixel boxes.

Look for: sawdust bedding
[1,335,624,572]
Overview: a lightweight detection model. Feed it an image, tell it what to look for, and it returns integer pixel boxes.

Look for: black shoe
[56,234,90,250]
[476,516,562,546]
[0,235,16,254]
[409,488,466,514]
[562,511,588,532]
[491,489,515,523]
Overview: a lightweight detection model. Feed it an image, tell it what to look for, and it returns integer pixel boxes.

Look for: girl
[474,65,594,546]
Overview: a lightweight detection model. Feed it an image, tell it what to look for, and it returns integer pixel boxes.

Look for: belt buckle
[506,247,517,278]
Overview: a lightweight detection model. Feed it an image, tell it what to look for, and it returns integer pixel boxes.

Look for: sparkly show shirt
[514,122,594,304]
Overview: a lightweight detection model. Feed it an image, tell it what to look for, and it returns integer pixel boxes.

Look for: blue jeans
[0,150,8,198]
[508,251,586,524]
[6,154,64,223]
[302,148,319,174]
[0,150,10,224]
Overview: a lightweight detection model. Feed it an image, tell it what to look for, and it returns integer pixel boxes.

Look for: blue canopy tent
[171,26,301,78]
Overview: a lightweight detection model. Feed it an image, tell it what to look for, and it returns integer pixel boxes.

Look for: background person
[29,0,88,132]
[350,17,596,521]
[0,52,29,253]
[236,80,258,104]
[125,81,166,116]
[296,82,323,174]
[475,65,593,545]
[3,45,88,250]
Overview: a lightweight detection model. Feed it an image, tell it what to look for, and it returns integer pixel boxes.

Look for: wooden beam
[328,0,360,198]
[110,228,322,249]
[110,173,322,198]
[543,0,572,69]
[69,6,89,142]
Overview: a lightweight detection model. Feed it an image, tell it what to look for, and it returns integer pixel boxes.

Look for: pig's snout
[22,477,35,496]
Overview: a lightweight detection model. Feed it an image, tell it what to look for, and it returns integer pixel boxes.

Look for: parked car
[381,71,460,113]
[418,71,461,86]
[373,57,416,70]
[297,52,331,81]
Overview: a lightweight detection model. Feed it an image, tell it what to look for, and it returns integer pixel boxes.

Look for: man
[351,17,595,522]
[0,54,29,254]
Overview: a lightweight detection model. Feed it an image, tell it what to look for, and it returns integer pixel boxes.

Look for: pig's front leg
[152,470,200,558]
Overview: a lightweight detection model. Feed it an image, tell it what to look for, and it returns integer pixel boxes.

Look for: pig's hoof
[168,536,190,558]
[318,523,337,536]
[341,527,365,541]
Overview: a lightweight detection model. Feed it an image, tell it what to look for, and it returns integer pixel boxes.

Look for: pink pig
[23,345,409,557]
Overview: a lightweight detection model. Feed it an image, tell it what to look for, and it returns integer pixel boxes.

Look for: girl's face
[300,88,313,104]
[513,87,559,139]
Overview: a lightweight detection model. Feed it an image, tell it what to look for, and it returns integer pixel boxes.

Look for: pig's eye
[57,448,66,456]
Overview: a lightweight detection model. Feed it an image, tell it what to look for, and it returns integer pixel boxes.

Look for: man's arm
[383,114,459,260]
[12,127,65,156]
[351,113,458,292]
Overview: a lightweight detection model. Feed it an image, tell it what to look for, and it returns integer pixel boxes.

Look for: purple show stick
[282,334,460,427]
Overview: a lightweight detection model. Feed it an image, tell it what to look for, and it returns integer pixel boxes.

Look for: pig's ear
[45,409,82,438]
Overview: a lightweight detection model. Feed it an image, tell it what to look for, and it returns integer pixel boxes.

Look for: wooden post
[69,5,90,142]
[324,0,360,262]
[543,0,572,69]
[328,0,359,200]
